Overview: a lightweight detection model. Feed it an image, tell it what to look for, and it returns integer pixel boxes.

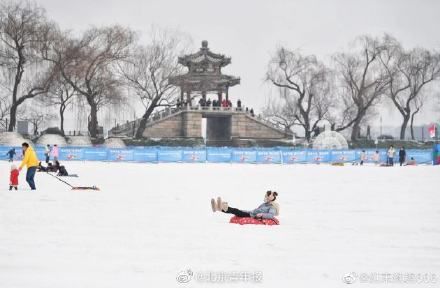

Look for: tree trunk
[88,101,98,138]
[410,112,417,140]
[34,124,38,136]
[350,119,362,142]
[135,106,156,139]
[135,97,161,139]
[304,129,311,143]
[8,47,24,132]
[60,105,65,136]
[135,117,148,139]
[8,104,18,132]
[399,115,410,140]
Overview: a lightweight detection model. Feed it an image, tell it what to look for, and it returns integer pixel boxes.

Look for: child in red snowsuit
[9,164,19,190]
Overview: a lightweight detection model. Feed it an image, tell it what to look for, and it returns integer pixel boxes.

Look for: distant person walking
[6,148,16,162]
[387,145,395,166]
[44,144,51,163]
[52,144,59,161]
[19,142,39,190]
[399,147,406,166]
[373,150,380,165]
[360,150,366,166]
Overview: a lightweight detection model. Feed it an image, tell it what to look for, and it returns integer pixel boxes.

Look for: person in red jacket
[9,164,19,191]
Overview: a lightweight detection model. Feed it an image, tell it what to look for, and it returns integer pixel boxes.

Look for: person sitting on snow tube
[47,162,58,172]
[211,190,279,219]
[37,162,48,172]
[405,157,417,166]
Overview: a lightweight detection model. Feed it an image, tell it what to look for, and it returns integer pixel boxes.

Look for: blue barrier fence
[0,145,434,164]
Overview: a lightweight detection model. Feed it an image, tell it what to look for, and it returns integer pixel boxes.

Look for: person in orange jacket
[9,164,19,190]
[19,142,39,190]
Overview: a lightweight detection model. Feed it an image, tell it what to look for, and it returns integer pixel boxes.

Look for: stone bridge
[110,106,293,146]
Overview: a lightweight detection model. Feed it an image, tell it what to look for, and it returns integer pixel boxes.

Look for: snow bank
[67,136,92,146]
[0,132,32,146]
[104,137,126,148]
[36,134,67,146]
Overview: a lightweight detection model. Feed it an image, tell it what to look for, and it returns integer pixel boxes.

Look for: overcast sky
[37,0,440,132]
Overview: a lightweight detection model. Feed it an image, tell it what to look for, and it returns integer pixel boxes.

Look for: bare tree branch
[118,27,191,139]
[265,47,334,142]
[332,35,390,141]
[0,1,58,131]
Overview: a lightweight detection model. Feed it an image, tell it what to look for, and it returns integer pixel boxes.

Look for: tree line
[1,1,439,142]
[265,35,440,142]
[0,1,190,138]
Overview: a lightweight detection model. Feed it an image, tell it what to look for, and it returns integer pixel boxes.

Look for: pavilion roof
[178,40,231,67]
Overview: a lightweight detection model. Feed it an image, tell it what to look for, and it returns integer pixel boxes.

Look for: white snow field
[0,161,439,288]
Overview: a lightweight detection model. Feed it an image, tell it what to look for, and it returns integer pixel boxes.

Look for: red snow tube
[229,216,279,225]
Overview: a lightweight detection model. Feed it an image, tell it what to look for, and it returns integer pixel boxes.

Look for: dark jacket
[57,166,68,176]
[7,148,16,158]
[399,149,406,160]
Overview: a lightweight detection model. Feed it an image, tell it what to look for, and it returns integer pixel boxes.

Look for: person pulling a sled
[19,142,39,190]
[211,191,279,219]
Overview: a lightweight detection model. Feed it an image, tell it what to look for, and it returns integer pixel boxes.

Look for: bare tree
[263,87,297,132]
[19,104,56,136]
[50,26,135,138]
[119,28,191,139]
[0,1,57,132]
[332,35,390,141]
[266,47,333,142]
[380,37,440,139]
[39,75,77,135]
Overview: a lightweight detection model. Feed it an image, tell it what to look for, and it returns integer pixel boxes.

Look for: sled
[229,216,279,226]
[71,186,100,191]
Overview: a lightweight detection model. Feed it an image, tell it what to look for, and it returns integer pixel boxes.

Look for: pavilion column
[180,89,184,103]
[217,91,222,104]
[226,87,229,102]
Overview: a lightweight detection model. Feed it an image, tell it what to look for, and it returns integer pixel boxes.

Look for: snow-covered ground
[0,132,32,146]
[67,136,92,146]
[0,161,439,288]
[36,134,67,146]
[104,137,126,148]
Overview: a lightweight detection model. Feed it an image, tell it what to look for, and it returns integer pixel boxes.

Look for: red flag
[428,124,436,138]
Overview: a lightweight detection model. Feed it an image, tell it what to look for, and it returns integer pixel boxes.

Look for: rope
[45,171,74,188]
